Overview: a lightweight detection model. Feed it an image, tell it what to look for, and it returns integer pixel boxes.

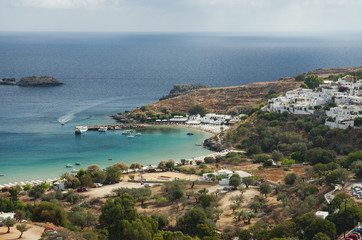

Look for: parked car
[94,183,103,188]
[144,184,151,188]
[347,234,358,240]
[223,187,231,191]
[351,232,361,238]
[76,187,88,192]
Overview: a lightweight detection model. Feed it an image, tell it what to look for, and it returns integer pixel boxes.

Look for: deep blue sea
[1,32,362,184]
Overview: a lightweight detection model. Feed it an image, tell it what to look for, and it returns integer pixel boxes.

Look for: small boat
[195,143,202,146]
[128,135,134,139]
[66,164,73,168]
[0,174,5,177]
[108,158,112,161]
[187,132,194,135]
[75,126,88,134]
[98,126,108,132]
[71,169,78,173]
[122,129,134,135]
[136,133,142,136]
[75,162,81,165]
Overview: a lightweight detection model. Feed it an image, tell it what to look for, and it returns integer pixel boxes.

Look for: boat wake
[57,97,121,124]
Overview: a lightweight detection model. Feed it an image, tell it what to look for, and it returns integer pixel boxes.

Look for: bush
[252,154,270,163]
[284,173,298,185]
[32,202,67,226]
[247,145,263,156]
[281,158,295,166]
[204,157,215,164]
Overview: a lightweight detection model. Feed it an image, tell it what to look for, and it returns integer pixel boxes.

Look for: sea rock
[17,76,63,87]
[0,78,16,85]
[160,83,210,100]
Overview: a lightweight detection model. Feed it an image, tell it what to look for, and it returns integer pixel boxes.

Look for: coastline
[141,123,227,134]
[0,125,215,186]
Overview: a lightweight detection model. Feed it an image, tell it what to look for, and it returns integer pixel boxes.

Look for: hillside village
[262,75,362,129]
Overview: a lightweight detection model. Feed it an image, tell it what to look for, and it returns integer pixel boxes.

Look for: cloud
[10,0,112,9]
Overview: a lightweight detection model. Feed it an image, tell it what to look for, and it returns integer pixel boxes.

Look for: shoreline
[0,125,217,187]
[141,123,228,134]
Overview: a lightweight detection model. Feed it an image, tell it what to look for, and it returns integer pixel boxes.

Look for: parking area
[350,184,362,200]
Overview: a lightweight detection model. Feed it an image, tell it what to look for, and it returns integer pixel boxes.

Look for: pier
[87,123,146,131]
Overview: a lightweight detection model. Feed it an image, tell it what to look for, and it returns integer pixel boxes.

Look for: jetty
[87,123,145,131]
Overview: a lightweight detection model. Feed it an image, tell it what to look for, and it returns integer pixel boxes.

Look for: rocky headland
[159,83,210,100]
[17,76,63,87]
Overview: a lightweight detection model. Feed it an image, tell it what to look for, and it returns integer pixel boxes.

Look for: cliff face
[17,76,63,87]
[159,83,210,100]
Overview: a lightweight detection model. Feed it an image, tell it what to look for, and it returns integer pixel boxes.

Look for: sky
[0,0,361,32]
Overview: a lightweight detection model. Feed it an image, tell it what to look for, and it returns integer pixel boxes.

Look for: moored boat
[75,126,88,134]
[98,126,108,132]
[128,135,134,139]
[66,164,73,168]
[0,174,5,176]
[187,132,194,135]
[136,133,142,136]
[75,162,81,165]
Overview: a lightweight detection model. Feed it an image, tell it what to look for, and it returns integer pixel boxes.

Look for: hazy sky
[0,0,361,32]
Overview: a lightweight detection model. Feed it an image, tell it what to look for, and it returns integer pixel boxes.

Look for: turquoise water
[1,32,362,184]
[0,124,212,184]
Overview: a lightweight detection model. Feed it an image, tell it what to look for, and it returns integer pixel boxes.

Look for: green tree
[14,209,26,222]
[326,205,362,235]
[325,168,349,185]
[312,232,330,240]
[307,148,336,165]
[304,75,323,89]
[3,217,17,233]
[305,218,336,240]
[291,151,306,163]
[188,105,207,117]
[151,213,169,230]
[28,185,45,205]
[284,173,298,185]
[272,150,284,163]
[243,176,255,188]
[259,182,272,198]
[165,159,175,171]
[68,205,97,229]
[239,230,252,240]
[16,223,29,238]
[79,174,93,187]
[268,221,297,239]
[295,74,305,82]
[65,190,81,204]
[91,170,106,183]
[32,202,67,226]
[113,162,129,172]
[99,194,139,239]
[249,200,264,213]
[64,174,81,189]
[345,150,362,166]
[247,145,262,156]
[354,117,362,127]
[105,166,122,182]
[229,174,241,190]
[8,185,22,201]
[163,180,187,202]
[198,194,216,210]
[351,160,362,178]
[176,209,206,235]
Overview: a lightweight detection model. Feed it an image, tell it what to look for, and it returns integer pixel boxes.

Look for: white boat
[98,126,108,132]
[128,135,134,139]
[66,164,73,168]
[0,174,4,176]
[122,129,134,135]
[75,126,88,134]
[71,169,78,173]
[136,133,142,136]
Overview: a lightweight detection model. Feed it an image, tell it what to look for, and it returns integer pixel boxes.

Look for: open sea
[1,32,362,184]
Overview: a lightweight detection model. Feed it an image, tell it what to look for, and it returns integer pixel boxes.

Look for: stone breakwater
[87,123,146,131]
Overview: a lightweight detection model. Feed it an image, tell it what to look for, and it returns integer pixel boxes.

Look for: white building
[0,212,15,221]
[315,211,329,219]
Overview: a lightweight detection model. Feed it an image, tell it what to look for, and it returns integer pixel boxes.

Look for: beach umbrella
[4,184,10,187]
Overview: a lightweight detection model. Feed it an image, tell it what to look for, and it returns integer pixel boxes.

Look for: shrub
[247,145,263,156]
[252,154,270,163]
[32,202,67,226]
[204,157,215,164]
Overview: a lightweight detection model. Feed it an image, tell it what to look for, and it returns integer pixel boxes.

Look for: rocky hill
[113,79,301,122]
[160,83,210,100]
[17,76,63,87]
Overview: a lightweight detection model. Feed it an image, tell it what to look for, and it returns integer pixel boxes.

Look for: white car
[95,183,103,187]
